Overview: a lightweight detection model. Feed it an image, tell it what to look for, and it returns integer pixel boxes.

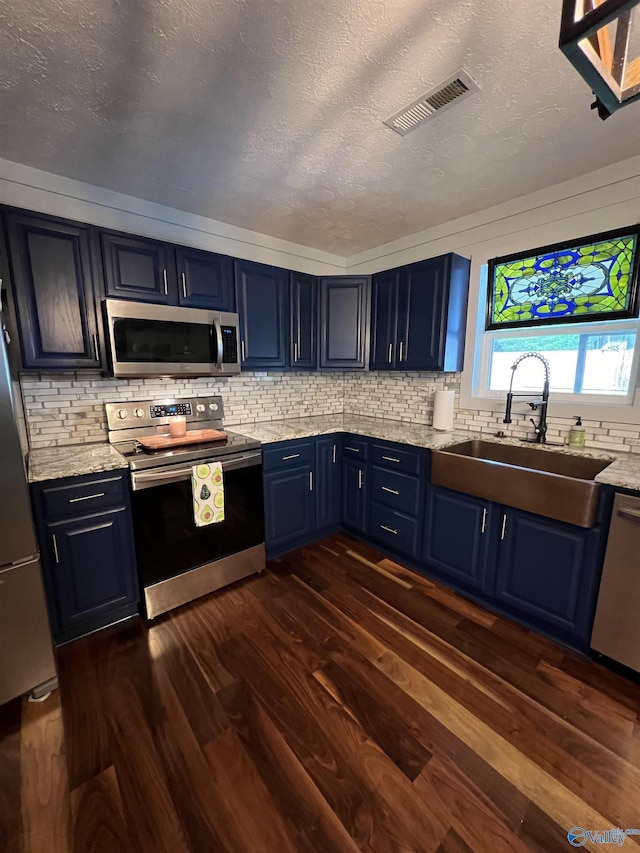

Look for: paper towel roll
[432,389,455,431]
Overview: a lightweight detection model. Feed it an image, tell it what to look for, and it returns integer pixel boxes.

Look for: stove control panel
[105,395,225,433]
[150,402,192,419]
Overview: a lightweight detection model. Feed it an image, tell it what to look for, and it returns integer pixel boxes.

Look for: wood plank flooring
[2,533,640,852]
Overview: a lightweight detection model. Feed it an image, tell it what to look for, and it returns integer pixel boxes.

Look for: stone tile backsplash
[20,370,640,453]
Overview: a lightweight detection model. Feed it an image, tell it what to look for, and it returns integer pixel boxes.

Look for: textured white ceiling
[0,0,638,255]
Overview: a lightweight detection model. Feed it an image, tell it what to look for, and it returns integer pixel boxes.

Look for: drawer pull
[481,507,487,534]
[52,534,60,564]
[241,340,246,362]
[68,492,105,503]
[182,272,187,299]
[399,341,404,362]
[358,470,363,489]
[345,446,360,453]
[380,525,398,535]
[388,343,393,363]
[281,453,300,461]
[381,486,400,495]
[309,471,313,491]
[332,444,336,464]
[163,269,168,296]
[381,455,400,463]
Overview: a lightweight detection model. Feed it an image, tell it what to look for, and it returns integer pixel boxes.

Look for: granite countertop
[26,413,640,491]
[28,443,129,484]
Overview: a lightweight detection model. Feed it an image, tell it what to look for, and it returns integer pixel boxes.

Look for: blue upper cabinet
[235,259,289,369]
[290,272,317,369]
[319,276,370,369]
[6,212,104,370]
[101,231,177,304]
[175,247,235,311]
[370,254,470,372]
[370,270,400,369]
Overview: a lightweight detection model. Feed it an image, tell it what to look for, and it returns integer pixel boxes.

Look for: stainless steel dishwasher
[591,493,640,673]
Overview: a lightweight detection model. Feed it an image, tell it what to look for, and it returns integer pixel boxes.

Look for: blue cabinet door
[342,458,367,532]
[397,258,446,371]
[494,508,602,647]
[290,272,317,369]
[7,213,104,370]
[46,507,138,635]
[175,247,235,310]
[316,436,342,529]
[319,277,369,369]
[235,260,288,369]
[370,271,399,369]
[423,485,493,593]
[101,232,176,303]
[264,467,315,549]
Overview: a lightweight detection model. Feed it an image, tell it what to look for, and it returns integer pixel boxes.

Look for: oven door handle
[131,450,262,491]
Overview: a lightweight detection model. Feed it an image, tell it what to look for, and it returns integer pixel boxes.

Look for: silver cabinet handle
[399,341,404,361]
[358,469,363,489]
[163,269,168,296]
[309,471,313,491]
[294,341,299,362]
[92,333,99,361]
[382,455,400,463]
[282,453,300,460]
[380,525,398,535]
[500,513,507,540]
[181,272,187,299]
[241,340,246,362]
[332,444,336,464]
[381,486,399,495]
[69,492,105,503]
[481,507,487,534]
[388,343,393,363]
[52,534,60,564]
[345,446,360,453]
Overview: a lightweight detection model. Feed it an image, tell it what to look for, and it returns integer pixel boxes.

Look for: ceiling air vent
[383,69,480,136]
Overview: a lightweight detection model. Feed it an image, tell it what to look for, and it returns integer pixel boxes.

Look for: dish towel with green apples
[192,462,225,526]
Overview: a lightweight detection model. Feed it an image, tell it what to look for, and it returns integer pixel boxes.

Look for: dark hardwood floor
[2,533,640,852]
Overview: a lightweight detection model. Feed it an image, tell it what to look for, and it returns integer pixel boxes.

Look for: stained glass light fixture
[559,0,640,118]
[486,226,640,330]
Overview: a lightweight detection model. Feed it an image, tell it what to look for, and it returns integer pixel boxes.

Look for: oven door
[130,451,264,615]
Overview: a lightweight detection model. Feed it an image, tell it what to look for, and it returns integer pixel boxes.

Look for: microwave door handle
[213,317,224,366]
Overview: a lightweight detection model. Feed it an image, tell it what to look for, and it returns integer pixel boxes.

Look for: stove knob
[116,408,128,420]
[134,408,145,418]
[209,403,219,412]
[196,403,206,413]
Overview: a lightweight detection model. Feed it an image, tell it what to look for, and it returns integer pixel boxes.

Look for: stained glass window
[487,227,640,330]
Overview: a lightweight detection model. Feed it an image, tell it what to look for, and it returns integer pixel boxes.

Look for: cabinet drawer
[369,504,419,558]
[39,474,127,520]
[371,467,420,515]
[342,437,369,460]
[371,443,421,475]
[262,440,314,472]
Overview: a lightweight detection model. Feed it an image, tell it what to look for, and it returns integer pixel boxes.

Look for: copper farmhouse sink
[430,440,613,528]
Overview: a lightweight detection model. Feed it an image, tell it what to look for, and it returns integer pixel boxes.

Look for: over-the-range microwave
[104,299,241,378]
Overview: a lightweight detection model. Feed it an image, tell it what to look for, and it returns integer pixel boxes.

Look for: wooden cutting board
[137,429,227,450]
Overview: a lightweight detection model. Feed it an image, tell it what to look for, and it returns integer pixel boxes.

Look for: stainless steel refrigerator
[0,287,57,705]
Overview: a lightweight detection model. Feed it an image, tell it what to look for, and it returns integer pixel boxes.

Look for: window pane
[489,335,578,393]
[581,332,636,394]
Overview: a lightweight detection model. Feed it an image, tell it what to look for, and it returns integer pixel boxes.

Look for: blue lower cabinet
[342,459,368,532]
[369,503,419,558]
[493,507,603,648]
[45,508,137,638]
[423,485,494,594]
[263,466,315,554]
[316,436,342,530]
[32,471,139,644]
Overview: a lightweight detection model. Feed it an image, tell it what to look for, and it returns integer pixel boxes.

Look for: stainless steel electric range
[106,395,265,620]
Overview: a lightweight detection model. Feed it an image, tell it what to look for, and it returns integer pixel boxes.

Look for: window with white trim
[474,266,640,406]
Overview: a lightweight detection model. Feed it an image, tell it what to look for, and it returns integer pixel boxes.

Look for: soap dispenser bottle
[569,416,585,447]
